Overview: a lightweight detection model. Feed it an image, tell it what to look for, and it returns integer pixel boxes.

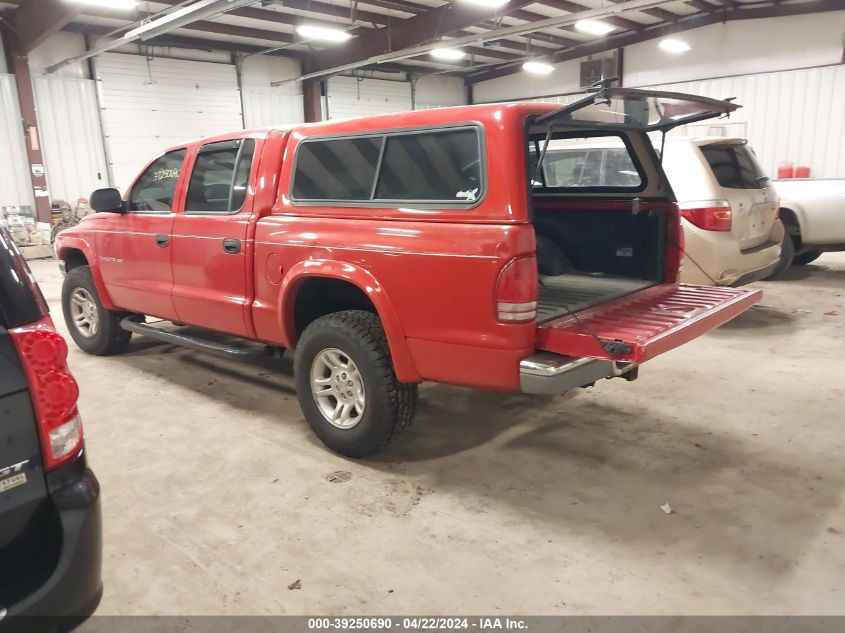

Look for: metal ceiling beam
[300,0,565,78]
[537,0,647,31]
[685,0,720,13]
[64,22,303,59]
[466,0,845,84]
[10,0,82,53]
[284,0,680,83]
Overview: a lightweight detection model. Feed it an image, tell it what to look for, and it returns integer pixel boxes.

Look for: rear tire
[62,266,132,355]
[767,232,795,279]
[293,310,417,457]
[792,249,823,266]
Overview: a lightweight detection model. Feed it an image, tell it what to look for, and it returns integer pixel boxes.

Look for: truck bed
[537,274,655,323]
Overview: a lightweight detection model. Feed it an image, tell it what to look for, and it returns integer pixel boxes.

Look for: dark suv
[0,228,102,630]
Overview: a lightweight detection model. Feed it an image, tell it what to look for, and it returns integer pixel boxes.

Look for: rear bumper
[3,466,102,631]
[520,352,636,394]
[680,219,783,286]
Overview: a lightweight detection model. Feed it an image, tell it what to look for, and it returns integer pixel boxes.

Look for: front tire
[793,249,823,266]
[293,310,417,457]
[62,266,132,355]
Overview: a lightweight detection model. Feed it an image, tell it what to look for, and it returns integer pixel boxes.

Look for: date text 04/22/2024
[307,617,528,630]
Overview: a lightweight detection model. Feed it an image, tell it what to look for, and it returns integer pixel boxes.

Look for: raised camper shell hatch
[535,87,741,132]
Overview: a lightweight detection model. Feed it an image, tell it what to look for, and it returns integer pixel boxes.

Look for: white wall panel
[414,75,466,110]
[327,76,412,119]
[33,76,109,203]
[95,53,243,189]
[0,74,34,210]
[646,65,845,178]
[242,90,304,128]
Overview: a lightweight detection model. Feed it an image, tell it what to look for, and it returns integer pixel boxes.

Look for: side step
[120,318,274,359]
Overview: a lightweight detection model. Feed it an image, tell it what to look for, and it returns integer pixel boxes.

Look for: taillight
[680,200,732,231]
[496,255,537,323]
[9,318,83,471]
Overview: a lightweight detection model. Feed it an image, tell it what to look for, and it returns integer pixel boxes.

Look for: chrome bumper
[520,352,636,395]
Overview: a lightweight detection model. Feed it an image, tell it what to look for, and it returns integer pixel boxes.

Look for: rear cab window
[291,127,484,205]
[700,143,767,189]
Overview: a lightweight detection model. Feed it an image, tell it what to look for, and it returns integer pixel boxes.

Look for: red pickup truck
[55,87,760,457]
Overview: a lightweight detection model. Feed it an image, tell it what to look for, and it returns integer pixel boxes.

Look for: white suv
[660,137,784,285]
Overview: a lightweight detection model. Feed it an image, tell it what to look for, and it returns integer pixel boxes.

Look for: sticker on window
[456,188,479,202]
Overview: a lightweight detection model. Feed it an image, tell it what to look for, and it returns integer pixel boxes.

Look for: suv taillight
[9,317,83,471]
[679,200,732,232]
[496,255,537,323]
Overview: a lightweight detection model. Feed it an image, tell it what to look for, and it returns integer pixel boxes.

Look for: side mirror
[90,188,125,213]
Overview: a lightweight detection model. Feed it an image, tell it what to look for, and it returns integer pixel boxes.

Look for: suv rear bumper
[3,466,102,631]
[520,352,636,394]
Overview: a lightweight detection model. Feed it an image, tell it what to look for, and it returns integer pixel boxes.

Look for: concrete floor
[28,254,845,616]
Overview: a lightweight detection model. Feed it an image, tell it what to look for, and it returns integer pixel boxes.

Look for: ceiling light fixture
[123,0,258,40]
[296,24,352,43]
[574,19,615,35]
[430,47,467,61]
[459,0,511,9]
[522,60,555,75]
[66,0,138,8]
[659,37,691,53]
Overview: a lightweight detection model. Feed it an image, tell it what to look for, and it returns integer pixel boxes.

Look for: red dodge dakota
[55,87,760,457]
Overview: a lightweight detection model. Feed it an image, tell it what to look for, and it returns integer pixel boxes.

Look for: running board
[120,318,273,359]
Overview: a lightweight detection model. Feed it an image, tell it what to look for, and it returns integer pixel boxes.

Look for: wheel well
[294,277,376,339]
[63,248,89,271]
[779,208,803,246]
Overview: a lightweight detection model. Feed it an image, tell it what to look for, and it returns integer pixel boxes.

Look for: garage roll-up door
[327,76,412,119]
[95,53,243,189]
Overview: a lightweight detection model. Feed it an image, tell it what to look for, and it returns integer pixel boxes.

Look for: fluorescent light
[575,19,615,36]
[67,0,138,8]
[522,60,555,75]
[430,47,466,61]
[659,37,691,53]
[296,24,352,42]
[460,0,511,8]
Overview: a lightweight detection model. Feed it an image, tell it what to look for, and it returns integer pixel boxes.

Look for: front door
[95,149,186,320]
[170,137,258,337]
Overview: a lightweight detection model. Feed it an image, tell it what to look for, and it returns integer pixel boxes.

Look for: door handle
[222,238,241,254]
[155,234,169,248]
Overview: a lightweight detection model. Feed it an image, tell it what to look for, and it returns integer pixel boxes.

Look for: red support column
[303,79,323,123]
[11,51,51,224]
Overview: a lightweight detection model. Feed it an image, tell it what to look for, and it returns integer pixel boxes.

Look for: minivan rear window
[700,144,766,189]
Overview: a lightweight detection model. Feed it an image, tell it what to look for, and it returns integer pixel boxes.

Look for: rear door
[698,141,778,250]
[170,136,258,337]
[536,284,760,364]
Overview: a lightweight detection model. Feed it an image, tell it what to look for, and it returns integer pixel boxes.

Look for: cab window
[127,149,186,212]
[185,139,256,213]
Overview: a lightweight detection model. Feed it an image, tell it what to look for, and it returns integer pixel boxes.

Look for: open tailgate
[536,284,760,364]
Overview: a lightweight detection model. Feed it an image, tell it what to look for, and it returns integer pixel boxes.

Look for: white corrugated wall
[644,65,845,178]
[94,53,243,188]
[241,90,304,128]
[33,75,109,203]
[0,74,34,211]
[327,76,412,119]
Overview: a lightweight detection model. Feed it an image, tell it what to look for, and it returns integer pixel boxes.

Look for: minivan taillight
[496,255,537,323]
[9,318,83,471]
[679,200,732,232]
